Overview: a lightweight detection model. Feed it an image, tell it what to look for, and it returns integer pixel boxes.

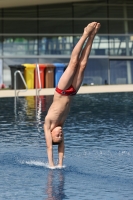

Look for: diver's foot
[90,23,101,38]
[83,22,97,37]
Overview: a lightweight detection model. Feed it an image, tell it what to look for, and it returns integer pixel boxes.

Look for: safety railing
[35,63,42,123]
[14,70,28,121]
[14,70,28,98]
[14,65,42,122]
[35,63,41,96]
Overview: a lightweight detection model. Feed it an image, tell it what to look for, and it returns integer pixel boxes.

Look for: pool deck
[0,85,133,97]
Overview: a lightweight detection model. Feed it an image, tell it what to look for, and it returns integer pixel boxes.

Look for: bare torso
[45,91,72,130]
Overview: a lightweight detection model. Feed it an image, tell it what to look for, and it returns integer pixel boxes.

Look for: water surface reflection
[45,170,66,200]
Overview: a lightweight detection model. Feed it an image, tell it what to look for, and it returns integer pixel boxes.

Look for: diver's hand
[56,164,63,169]
[49,164,56,169]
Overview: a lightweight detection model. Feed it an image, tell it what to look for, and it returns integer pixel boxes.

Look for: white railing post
[14,70,28,118]
[35,64,42,121]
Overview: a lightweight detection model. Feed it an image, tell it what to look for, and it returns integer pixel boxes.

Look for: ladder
[14,64,42,122]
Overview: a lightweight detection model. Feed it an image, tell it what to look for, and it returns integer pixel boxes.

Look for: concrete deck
[0,85,133,97]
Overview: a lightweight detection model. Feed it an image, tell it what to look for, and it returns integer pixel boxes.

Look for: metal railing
[14,70,28,98]
[14,64,42,98]
[14,64,42,124]
[14,70,28,121]
[35,63,41,96]
[35,63,42,123]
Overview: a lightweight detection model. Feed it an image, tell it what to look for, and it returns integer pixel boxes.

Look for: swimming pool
[0,93,133,200]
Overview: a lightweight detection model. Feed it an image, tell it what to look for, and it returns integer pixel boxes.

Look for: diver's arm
[44,118,54,167]
[58,133,64,167]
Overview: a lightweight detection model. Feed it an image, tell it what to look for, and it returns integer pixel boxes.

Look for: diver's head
[51,126,63,145]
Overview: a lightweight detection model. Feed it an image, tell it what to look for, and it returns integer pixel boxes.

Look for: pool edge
[0,85,133,97]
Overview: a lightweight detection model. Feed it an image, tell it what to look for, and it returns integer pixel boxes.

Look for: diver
[44,22,101,167]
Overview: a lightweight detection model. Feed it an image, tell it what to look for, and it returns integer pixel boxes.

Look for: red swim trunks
[55,85,77,96]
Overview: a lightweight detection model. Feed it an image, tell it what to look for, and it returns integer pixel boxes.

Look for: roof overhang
[0,0,88,9]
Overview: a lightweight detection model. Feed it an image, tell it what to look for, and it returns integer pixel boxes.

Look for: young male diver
[44,22,101,167]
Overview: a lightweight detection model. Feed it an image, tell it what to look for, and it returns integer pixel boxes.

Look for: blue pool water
[0,93,133,200]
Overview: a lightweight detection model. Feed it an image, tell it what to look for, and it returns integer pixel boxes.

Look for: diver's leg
[57,22,97,90]
[72,23,101,91]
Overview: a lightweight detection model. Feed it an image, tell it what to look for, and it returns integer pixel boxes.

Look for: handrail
[35,63,42,121]
[35,63,41,96]
[14,70,28,97]
[14,70,28,119]
[14,66,42,124]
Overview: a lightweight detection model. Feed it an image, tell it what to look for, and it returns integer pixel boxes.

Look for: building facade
[0,0,133,87]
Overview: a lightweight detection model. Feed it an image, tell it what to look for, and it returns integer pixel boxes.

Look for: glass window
[39,36,73,55]
[3,6,37,34]
[82,58,109,85]
[131,61,133,83]
[109,35,128,56]
[128,35,133,56]
[98,20,108,34]
[73,20,89,34]
[92,35,109,56]
[129,36,133,56]
[127,6,133,18]
[39,4,72,18]
[3,20,37,34]
[0,9,2,31]
[3,36,38,55]
[74,35,109,56]
[0,37,2,55]
[39,20,72,34]
[109,20,125,34]
[110,60,127,84]
[0,10,2,55]
[108,6,124,18]
[74,4,107,18]
[3,6,37,18]
[110,60,133,84]
[128,21,133,34]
